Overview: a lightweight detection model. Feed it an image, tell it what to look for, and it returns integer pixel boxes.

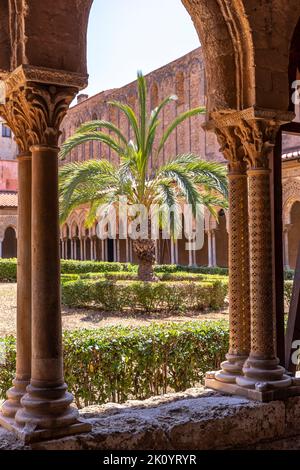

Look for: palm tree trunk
[133,238,158,282]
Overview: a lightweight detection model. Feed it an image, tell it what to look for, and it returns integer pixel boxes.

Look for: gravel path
[0,283,229,336]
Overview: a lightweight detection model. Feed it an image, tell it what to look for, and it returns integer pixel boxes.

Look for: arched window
[175,71,185,106]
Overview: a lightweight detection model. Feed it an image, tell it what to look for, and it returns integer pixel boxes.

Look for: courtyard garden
[0,258,295,409]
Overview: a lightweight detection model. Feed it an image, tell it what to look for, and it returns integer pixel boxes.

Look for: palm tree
[59,72,228,281]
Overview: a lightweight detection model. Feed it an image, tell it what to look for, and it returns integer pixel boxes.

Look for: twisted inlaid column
[1,152,32,418]
[237,161,291,390]
[216,161,250,383]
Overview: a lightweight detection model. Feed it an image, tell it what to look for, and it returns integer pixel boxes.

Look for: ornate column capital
[205,107,294,171]
[0,65,87,150]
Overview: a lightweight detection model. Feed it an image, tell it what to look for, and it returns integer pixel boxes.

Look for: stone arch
[2,226,17,258]
[0,216,18,241]
[288,201,300,269]
[283,179,300,225]
[182,0,255,111]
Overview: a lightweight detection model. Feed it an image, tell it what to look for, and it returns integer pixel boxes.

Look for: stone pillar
[215,161,251,383]
[14,145,76,430]
[237,159,291,390]
[62,239,65,260]
[1,153,32,418]
[126,239,129,263]
[100,240,104,261]
[0,71,91,439]
[283,225,291,271]
[171,240,175,265]
[211,230,217,267]
[205,108,297,400]
[0,239,2,258]
[207,231,212,267]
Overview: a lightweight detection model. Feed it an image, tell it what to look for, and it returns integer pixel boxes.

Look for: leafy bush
[80,271,227,283]
[62,279,228,313]
[60,260,136,274]
[284,270,295,281]
[154,265,229,275]
[0,259,17,282]
[0,321,229,407]
[284,280,294,308]
[61,274,81,285]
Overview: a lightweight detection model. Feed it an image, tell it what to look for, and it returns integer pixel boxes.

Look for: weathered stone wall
[60,48,223,166]
[2,388,300,450]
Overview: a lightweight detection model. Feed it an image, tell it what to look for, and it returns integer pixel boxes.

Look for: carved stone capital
[205,107,294,171]
[0,66,87,149]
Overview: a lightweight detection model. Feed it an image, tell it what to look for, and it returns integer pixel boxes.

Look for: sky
[82,0,200,97]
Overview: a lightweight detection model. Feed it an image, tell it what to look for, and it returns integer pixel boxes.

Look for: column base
[206,371,300,402]
[215,354,248,384]
[1,378,29,418]
[0,413,91,444]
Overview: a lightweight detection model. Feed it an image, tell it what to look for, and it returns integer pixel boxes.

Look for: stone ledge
[1,388,300,450]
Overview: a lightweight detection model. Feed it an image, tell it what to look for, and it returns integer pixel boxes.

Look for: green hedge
[284,280,293,306]
[0,258,17,282]
[79,271,227,282]
[0,321,229,407]
[62,279,228,313]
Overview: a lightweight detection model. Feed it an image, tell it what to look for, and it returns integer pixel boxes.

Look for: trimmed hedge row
[0,259,17,282]
[0,321,229,407]
[62,279,228,313]
[70,271,228,282]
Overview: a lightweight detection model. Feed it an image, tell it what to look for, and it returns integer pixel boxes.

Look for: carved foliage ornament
[0,83,77,149]
[207,108,290,171]
[0,65,87,150]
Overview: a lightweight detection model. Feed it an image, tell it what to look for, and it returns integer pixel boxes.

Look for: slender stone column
[3,78,90,438]
[283,225,291,270]
[61,239,65,260]
[15,145,79,430]
[211,230,217,267]
[126,239,129,262]
[1,153,32,418]
[0,240,2,258]
[207,231,212,267]
[215,162,251,383]
[237,162,291,389]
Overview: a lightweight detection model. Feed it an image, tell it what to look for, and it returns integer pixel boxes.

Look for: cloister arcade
[59,208,228,268]
[0,0,300,446]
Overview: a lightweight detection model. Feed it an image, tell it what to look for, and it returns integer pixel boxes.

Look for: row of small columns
[60,235,218,267]
[0,73,90,439]
[207,110,294,396]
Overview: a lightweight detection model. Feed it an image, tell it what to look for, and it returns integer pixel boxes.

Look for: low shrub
[77,271,228,283]
[284,270,295,281]
[61,273,81,285]
[62,279,228,313]
[0,321,229,407]
[154,265,229,276]
[60,260,135,274]
[284,280,294,308]
[0,258,17,282]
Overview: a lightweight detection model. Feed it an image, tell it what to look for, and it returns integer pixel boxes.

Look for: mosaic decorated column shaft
[211,120,251,382]
[215,162,250,382]
[235,117,291,390]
